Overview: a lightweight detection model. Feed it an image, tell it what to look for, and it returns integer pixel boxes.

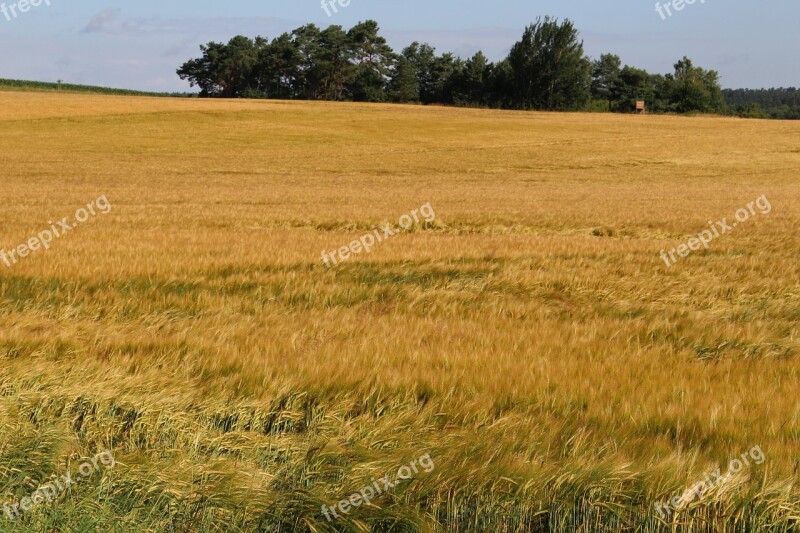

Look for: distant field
[0,78,187,97]
[1,91,799,532]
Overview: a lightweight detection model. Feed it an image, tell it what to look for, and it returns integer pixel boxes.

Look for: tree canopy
[177,18,794,119]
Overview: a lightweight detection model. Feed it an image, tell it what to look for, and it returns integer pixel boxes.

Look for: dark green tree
[388,57,419,103]
[507,17,591,110]
[290,24,325,99]
[664,57,724,113]
[346,20,395,102]
[486,59,514,108]
[402,43,437,103]
[253,33,302,99]
[449,51,491,106]
[591,54,622,103]
[614,65,655,112]
[177,36,260,97]
[316,25,353,100]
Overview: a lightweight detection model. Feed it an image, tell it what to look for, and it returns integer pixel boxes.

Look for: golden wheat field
[1,90,800,532]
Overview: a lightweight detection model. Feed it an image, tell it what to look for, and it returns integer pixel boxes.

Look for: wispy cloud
[81,10,300,38]
[81,9,122,34]
[162,36,201,58]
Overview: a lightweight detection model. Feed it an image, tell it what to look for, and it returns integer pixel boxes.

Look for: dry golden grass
[1,90,800,531]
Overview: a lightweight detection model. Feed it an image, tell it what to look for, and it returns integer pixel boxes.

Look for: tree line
[722,88,800,119]
[177,18,797,119]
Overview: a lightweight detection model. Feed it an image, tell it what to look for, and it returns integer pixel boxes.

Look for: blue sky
[0,0,798,91]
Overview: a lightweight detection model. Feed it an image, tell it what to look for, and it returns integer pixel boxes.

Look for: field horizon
[1,90,800,532]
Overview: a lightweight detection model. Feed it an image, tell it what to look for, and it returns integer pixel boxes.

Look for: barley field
[1,91,800,532]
